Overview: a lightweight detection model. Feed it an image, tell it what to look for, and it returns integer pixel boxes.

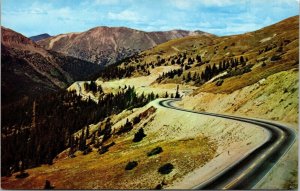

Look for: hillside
[37,27,213,66]
[68,15,298,189]
[101,16,298,90]
[1,99,269,189]
[1,27,102,104]
[1,16,298,190]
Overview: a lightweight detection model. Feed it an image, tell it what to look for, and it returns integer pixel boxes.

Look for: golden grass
[2,134,217,189]
[197,58,298,94]
[123,16,299,95]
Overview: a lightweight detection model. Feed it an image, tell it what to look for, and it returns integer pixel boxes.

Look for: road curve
[159,99,296,189]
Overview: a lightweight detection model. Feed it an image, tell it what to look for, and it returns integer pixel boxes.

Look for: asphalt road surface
[159,99,296,190]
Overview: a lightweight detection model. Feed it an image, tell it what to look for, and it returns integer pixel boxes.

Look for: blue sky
[2,0,299,37]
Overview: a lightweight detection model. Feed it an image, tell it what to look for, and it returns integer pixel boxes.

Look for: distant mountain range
[37,27,214,66]
[1,27,102,104]
[1,26,214,103]
[29,33,51,41]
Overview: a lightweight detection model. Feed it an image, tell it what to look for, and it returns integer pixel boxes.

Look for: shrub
[117,119,133,135]
[155,184,163,189]
[158,163,174,174]
[98,146,109,155]
[132,115,141,125]
[15,172,29,179]
[98,142,115,155]
[155,180,167,190]
[133,128,146,142]
[125,161,138,170]
[215,79,224,86]
[44,180,54,189]
[83,146,92,155]
[223,64,253,78]
[147,147,163,157]
[271,55,281,61]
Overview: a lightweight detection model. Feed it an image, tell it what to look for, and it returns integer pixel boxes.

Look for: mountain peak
[29,33,51,42]
[37,26,214,66]
[2,26,36,47]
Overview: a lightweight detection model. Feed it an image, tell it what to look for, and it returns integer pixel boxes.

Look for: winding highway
[159,99,297,190]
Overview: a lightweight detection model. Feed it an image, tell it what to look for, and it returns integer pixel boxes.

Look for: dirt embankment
[179,69,298,126]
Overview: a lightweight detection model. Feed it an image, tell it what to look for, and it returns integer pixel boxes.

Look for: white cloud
[170,0,235,9]
[2,0,298,36]
[2,1,99,36]
[108,10,145,22]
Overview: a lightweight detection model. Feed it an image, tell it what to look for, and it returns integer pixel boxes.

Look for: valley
[1,13,298,190]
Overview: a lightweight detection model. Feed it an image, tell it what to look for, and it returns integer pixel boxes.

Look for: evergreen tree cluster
[93,52,204,82]
[156,56,248,86]
[156,68,183,83]
[83,81,103,93]
[2,86,159,176]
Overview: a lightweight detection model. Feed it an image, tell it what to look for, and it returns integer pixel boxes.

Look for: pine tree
[79,127,86,151]
[196,55,201,63]
[83,82,89,92]
[98,85,103,93]
[192,72,197,81]
[212,64,218,75]
[85,126,90,139]
[240,56,244,64]
[90,81,97,93]
[68,135,75,157]
[44,180,54,189]
[187,72,191,82]
[175,85,180,98]
[90,133,96,145]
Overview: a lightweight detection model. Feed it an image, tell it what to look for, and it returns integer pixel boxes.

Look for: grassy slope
[2,100,269,189]
[1,16,298,189]
[119,16,298,94]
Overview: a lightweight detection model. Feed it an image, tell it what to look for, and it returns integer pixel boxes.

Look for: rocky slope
[1,27,102,104]
[38,27,213,66]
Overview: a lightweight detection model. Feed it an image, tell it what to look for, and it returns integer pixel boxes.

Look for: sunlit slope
[108,15,298,94]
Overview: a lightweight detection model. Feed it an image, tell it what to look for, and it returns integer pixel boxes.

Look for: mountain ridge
[38,26,214,66]
[29,33,51,42]
[1,26,102,104]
